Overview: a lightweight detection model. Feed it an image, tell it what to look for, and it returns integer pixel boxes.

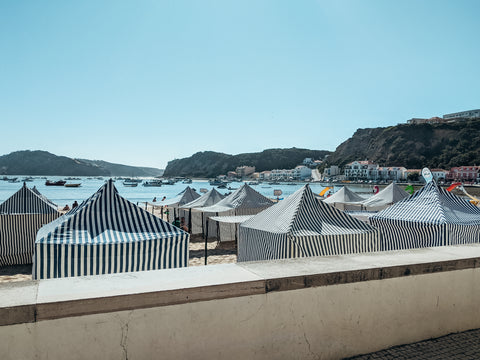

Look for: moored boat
[64,183,81,188]
[46,180,66,186]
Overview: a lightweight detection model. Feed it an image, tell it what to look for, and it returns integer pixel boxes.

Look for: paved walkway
[346,328,480,359]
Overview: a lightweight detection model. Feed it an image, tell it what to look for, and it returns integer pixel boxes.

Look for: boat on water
[143,180,163,187]
[183,178,192,184]
[217,184,227,189]
[123,181,138,187]
[46,180,66,186]
[209,179,228,186]
[64,183,81,188]
[162,179,175,185]
[21,177,34,182]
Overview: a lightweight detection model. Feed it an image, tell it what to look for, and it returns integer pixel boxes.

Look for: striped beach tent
[199,184,274,241]
[158,186,200,222]
[323,186,365,210]
[180,188,225,236]
[238,185,379,262]
[33,179,189,280]
[370,181,480,251]
[0,183,60,266]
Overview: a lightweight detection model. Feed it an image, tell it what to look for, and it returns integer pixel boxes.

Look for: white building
[443,109,480,121]
[292,166,312,180]
[323,165,340,178]
[430,169,448,182]
[344,161,379,180]
[377,167,407,181]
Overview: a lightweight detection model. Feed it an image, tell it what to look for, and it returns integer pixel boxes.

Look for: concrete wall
[2,245,480,359]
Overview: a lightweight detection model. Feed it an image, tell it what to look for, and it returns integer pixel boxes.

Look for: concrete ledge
[2,244,480,326]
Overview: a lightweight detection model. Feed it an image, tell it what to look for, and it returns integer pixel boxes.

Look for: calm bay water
[0,177,375,207]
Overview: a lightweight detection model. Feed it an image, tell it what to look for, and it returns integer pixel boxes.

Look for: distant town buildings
[447,166,480,182]
[235,166,255,178]
[407,109,480,125]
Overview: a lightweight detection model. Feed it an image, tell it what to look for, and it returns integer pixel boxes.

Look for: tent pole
[161,206,164,220]
[205,219,209,265]
[201,212,205,238]
[189,208,192,234]
[216,212,220,243]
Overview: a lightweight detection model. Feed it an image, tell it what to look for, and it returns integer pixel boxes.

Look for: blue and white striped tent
[369,181,480,251]
[238,185,379,262]
[153,186,200,222]
[33,179,189,279]
[0,183,60,266]
[200,184,275,241]
[180,188,226,236]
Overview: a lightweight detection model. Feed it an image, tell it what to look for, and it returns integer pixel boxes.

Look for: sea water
[0,177,374,207]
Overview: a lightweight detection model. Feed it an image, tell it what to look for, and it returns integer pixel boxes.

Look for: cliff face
[0,150,164,176]
[163,148,332,177]
[325,119,480,169]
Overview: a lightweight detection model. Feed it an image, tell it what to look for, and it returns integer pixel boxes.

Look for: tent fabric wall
[239,185,379,262]
[0,184,60,266]
[33,180,189,279]
[370,181,480,251]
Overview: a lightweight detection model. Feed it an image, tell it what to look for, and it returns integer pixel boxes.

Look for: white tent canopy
[360,183,409,211]
[239,185,379,262]
[323,186,365,210]
[180,188,226,236]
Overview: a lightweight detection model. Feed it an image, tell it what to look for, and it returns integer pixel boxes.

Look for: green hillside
[163,148,331,178]
[324,119,480,169]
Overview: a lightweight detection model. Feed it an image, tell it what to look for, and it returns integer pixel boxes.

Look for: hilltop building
[407,109,480,125]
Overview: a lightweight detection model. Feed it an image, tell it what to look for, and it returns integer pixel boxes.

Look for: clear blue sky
[1,1,479,169]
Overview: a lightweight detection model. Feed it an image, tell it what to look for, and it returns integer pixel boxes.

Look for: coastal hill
[0,150,164,176]
[163,148,332,178]
[324,119,480,169]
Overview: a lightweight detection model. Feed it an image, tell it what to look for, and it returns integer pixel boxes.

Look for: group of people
[173,216,188,232]
[62,200,78,212]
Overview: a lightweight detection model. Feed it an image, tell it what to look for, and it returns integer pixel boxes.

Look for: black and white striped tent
[238,185,379,262]
[33,179,189,280]
[180,188,225,236]
[152,186,200,222]
[199,184,274,242]
[0,183,60,266]
[370,181,480,251]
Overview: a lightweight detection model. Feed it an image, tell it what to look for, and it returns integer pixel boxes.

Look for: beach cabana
[33,180,189,280]
[0,183,60,266]
[199,184,274,241]
[180,188,225,236]
[323,186,365,210]
[157,187,200,222]
[369,181,480,251]
[360,183,409,211]
[238,185,379,262]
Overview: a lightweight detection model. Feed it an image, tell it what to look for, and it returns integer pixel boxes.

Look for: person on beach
[62,204,70,211]
[152,197,157,202]
[72,201,78,209]
[172,217,180,228]
[180,217,188,232]
[161,196,166,201]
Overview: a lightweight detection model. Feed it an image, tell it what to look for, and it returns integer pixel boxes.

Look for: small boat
[217,184,227,189]
[162,179,175,185]
[21,177,34,182]
[123,181,138,187]
[183,178,192,184]
[210,179,228,186]
[143,180,163,187]
[227,187,238,190]
[64,183,81,188]
[46,180,66,186]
